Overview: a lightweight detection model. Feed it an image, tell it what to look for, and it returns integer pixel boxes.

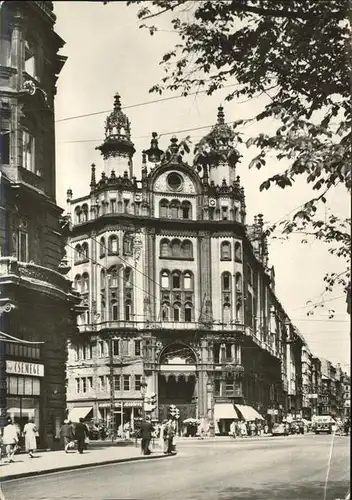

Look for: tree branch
[230,1,314,21]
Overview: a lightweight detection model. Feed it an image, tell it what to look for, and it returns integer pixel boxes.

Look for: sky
[53,1,350,369]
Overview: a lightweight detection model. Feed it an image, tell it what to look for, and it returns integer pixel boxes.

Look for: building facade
[65,93,300,434]
[0,1,79,448]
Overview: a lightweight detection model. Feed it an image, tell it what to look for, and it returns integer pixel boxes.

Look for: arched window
[81,242,89,260]
[74,274,81,291]
[160,239,170,258]
[222,272,231,291]
[111,300,118,321]
[184,302,193,322]
[181,201,192,219]
[172,271,181,289]
[74,244,82,263]
[173,302,181,322]
[183,271,193,290]
[101,299,106,322]
[100,237,106,258]
[109,266,119,287]
[223,303,231,324]
[170,199,180,219]
[159,199,169,218]
[181,240,193,259]
[100,269,105,289]
[74,206,81,224]
[82,273,89,293]
[123,233,133,255]
[235,273,242,293]
[220,241,231,261]
[236,298,242,322]
[108,235,119,255]
[124,267,133,287]
[171,239,181,258]
[81,204,89,222]
[161,270,169,289]
[125,299,132,321]
[221,272,232,324]
[161,302,170,321]
[234,242,242,262]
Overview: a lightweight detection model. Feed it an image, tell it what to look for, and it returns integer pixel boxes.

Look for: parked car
[272,423,289,436]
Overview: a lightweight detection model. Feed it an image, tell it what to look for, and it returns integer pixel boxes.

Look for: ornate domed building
[65,93,303,435]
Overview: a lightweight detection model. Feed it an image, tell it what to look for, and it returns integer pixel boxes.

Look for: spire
[217,105,225,124]
[113,92,121,111]
[90,163,96,190]
[96,92,135,177]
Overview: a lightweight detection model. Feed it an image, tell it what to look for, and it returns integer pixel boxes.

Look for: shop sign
[99,401,142,408]
[267,409,278,415]
[6,360,44,377]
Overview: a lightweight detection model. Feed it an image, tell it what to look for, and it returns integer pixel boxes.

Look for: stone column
[197,339,208,419]
[198,232,212,323]
[91,230,97,320]
[10,11,24,91]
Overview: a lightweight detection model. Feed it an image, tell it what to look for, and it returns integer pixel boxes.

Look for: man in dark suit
[140,416,153,455]
[75,418,89,454]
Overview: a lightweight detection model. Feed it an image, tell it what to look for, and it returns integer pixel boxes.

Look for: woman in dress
[23,417,37,458]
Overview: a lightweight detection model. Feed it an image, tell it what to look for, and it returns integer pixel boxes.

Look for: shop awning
[234,404,264,421]
[67,406,93,423]
[214,403,238,421]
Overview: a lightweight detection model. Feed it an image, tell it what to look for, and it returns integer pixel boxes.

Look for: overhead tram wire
[66,238,213,325]
[57,121,253,145]
[67,236,350,328]
[55,84,240,124]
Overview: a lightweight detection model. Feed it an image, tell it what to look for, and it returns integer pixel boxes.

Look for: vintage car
[272,423,289,436]
[312,415,334,434]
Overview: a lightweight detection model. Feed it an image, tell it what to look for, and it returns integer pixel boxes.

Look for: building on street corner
[64,92,319,435]
[0,1,79,448]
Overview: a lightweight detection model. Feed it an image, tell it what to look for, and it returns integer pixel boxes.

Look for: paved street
[2,434,350,500]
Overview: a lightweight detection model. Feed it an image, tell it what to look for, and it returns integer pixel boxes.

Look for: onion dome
[145,132,163,163]
[194,105,241,167]
[96,93,135,159]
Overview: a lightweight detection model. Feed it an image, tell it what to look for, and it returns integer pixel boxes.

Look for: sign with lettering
[6,360,44,377]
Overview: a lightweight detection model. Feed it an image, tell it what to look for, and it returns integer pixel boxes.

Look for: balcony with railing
[0,257,74,297]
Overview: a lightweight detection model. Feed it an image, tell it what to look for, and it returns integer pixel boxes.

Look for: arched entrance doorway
[158,343,197,422]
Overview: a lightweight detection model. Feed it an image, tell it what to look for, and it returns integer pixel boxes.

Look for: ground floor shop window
[6,396,40,433]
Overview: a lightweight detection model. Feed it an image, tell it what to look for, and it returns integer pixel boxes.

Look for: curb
[1,452,174,482]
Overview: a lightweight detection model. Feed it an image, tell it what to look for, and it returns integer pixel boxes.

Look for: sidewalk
[0,441,171,482]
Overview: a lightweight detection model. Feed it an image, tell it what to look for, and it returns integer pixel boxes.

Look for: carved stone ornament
[0,302,16,315]
[22,80,49,107]
[132,234,143,261]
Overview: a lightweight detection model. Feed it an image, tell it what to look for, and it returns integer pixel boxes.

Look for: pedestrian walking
[140,415,153,455]
[2,418,19,463]
[23,418,37,458]
[229,420,236,438]
[240,421,247,437]
[75,418,89,454]
[164,419,175,454]
[159,420,168,453]
[61,420,75,453]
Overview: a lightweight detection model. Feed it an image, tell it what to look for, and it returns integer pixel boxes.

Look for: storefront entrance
[157,342,198,423]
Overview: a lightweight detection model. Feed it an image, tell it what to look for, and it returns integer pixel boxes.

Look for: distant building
[0,1,79,448]
[301,343,313,419]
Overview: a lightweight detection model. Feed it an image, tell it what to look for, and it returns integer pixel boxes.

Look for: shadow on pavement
[217,481,349,500]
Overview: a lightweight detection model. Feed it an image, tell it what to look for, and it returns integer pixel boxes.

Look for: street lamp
[140,377,148,421]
